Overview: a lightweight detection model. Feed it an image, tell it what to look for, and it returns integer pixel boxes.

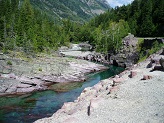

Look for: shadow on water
[0,65,124,123]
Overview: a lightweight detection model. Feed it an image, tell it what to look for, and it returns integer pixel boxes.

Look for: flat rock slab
[0,86,8,93]
[17,84,32,88]
[17,87,36,93]
[21,81,37,86]
[6,86,17,93]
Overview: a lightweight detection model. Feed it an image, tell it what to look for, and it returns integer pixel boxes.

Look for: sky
[106,0,134,8]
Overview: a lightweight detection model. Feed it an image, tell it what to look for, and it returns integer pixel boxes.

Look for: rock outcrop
[110,34,139,68]
[110,35,164,68]
[0,54,108,96]
[34,50,164,123]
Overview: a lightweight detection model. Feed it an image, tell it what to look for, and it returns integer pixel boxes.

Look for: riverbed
[0,65,123,123]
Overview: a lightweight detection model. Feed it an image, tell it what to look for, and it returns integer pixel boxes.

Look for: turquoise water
[0,65,124,123]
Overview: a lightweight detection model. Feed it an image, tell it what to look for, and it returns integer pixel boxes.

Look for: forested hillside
[0,0,163,56]
[0,0,74,53]
[91,0,164,37]
[30,0,110,23]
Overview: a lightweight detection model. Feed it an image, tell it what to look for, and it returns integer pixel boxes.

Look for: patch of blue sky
[106,0,134,8]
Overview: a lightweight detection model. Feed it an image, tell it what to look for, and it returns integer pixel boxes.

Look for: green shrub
[136,38,144,52]
[38,68,42,71]
[7,60,12,65]
[138,40,164,62]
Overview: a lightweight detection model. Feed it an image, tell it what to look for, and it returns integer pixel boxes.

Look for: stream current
[0,65,124,123]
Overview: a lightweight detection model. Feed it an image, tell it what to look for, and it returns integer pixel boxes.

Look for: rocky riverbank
[35,49,164,123]
[0,53,108,96]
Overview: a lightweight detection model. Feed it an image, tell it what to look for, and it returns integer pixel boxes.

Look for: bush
[138,40,164,62]
[39,68,42,71]
[7,60,12,65]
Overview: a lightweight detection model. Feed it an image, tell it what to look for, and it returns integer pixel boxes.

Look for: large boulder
[123,33,138,47]
[110,34,139,68]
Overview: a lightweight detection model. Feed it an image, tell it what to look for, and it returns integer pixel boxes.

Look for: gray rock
[16,87,36,93]
[21,81,37,86]
[42,75,58,82]
[147,61,153,68]
[8,73,16,79]
[6,86,17,93]
[17,84,32,88]
[110,34,139,68]
[0,86,8,93]
[62,117,79,123]
[93,83,103,92]
[123,33,138,47]
[152,55,164,63]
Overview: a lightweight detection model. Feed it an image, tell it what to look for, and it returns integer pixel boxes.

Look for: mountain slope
[30,0,110,22]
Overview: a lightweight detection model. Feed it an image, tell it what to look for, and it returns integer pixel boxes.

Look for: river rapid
[0,65,124,123]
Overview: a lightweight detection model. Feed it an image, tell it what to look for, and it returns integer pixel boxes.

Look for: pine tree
[139,0,155,36]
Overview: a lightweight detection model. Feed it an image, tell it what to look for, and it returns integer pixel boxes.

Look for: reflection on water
[0,65,124,123]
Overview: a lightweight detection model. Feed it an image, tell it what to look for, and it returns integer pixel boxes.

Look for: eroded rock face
[110,34,139,68]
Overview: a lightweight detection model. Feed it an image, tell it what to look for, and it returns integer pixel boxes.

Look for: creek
[0,65,124,123]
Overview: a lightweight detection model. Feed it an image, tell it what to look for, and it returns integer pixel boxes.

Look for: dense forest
[91,0,164,37]
[0,0,72,54]
[0,0,163,55]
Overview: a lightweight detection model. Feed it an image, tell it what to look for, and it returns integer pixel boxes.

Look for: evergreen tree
[139,0,155,36]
